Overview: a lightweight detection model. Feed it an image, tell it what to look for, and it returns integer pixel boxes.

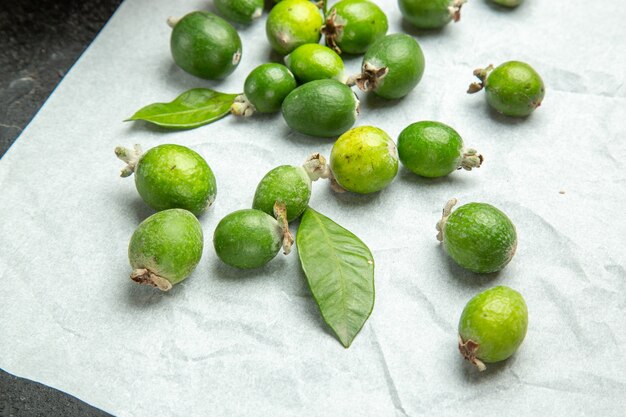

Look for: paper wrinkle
[1,0,626,416]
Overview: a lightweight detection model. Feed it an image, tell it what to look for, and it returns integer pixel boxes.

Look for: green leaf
[297,207,375,348]
[126,88,239,129]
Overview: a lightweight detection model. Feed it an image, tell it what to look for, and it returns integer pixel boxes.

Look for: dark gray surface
[1,0,119,415]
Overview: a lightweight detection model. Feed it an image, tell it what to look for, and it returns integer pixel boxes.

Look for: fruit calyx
[458,336,487,371]
[115,144,143,177]
[436,198,458,241]
[303,153,332,181]
[458,149,484,171]
[467,64,494,94]
[166,16,180,28]
[130,268,173,291]
[273,201,294,255]
[231,95,256,117]
[350,62,389,93]
[448,0,467,23]
[321,9,345,54]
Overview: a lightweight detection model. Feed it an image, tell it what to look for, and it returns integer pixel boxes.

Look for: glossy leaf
[297,207,375,348]
[126,88,239,129]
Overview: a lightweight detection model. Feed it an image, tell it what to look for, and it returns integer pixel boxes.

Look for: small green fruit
[285,44,346,84]
[397,121,483,178]
[436,199,517,274]
[253,154,329,222]
[169,12,242,80]
[215,0,264,24]
[232,63,297,116]
[213,206,293,269]
[282,79,359,138]
[491,0,523,7]
[322,0,388,54]
[266,0,324,55]
[468,61,545,117]
[115,144,217,216]
[128,209,203,291]
[398,0,466,29]
[458,286,528,371]
[330,126,399,194]
[355,33,425,99]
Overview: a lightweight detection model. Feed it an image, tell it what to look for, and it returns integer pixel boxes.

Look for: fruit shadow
[278,124,338,147]
[469,99,532,127]
[328,185,387,208]
[457,356,511,382]
[360,91,409,111]
[483,0,523,12]
[208,255,290,282]
[434,244,502,290]
[122,277,184,310]
[399,19,448,39]
[397,166,472,188]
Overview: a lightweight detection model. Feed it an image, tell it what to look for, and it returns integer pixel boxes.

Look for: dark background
[1,0,120,415]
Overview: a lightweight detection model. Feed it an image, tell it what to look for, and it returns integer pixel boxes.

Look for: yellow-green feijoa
[398,121,483,178]
[468,61,545,117]
[282,79,359,138]
[436,199,517,273]
[115,144,217,216]
[458,286,528,371]
[330,126,399,194]
[215,0,264,24]
[285,44,346,84]
[232,63,297,116]
[253,154,330,221]
[266,0,324,55]
[169,12,242,80]
[322,0,388,54]
[213,207,293,269]
[491,0,523,7]
[128,209,203,291]
[398,0,466,29]
[355,33,425,99]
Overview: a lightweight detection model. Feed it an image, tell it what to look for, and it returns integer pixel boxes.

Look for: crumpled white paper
[1,0,625,415]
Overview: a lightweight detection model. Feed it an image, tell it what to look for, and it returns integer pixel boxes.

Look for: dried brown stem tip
[467,64,494,94]
[458,149,484,171]
[436,198,458,242]
[273,201,294,255]
[321,9,344,54]
[353,63,389,93]
[448,0,467,23]
[115,144,142,177]
[303,153,332,181]
[130,268,172,291]
[458,336,487,371]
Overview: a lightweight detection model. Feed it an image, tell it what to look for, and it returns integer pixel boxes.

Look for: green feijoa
[282,79,359,138]
[491,0,523,7]
[128,209,203,291]
[322,0,388,54]
[398,0,466,29]
[285,44,346,84]
[458,286,528,371]
[115,144,217,216]
[330,126,399,194]
[468,61,545,117]
[232,64,297,116]
[215,0,264,24]
[169,12,242,80]
[266,0,324,55]
[397,121,483,178]
[436,199,517,274]
[253,154,330,222]
[356,33,425,99]
[213,207,292,269]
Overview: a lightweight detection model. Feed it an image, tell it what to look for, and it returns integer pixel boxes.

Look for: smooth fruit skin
[129,209,204,285]
[485,61,545,117]
[253,165,311,222]
[330,126,399,194]
[326,0,388,54]
[398,121,463,178]
[443,203,517,273]
[213,209,283,269]
[245,64,297,113]
[398,0,456,29]
[363,34,425,99]
[170,12,242,80]
[215,0,263,24]
[491,0,523,7]
[459,286,528,363]
[266,0,323,55]
[282,79,359,138]
[285,44,345,84]
[134,145,216,216]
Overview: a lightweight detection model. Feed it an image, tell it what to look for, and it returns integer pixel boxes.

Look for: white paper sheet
[1,0,625,415]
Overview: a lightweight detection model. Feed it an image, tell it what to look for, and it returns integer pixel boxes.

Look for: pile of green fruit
[120,0,544,370]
